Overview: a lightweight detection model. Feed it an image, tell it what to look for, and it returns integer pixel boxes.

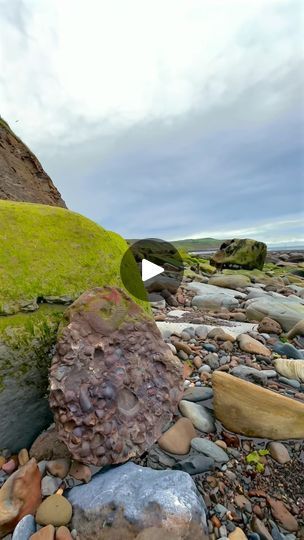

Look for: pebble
[158,418,196,455]
[199,365,212,374]
[278,377,301,389]
[179,400,215,433]
[228,527,248,540]
[268,442,291,464]
[215,440,227,450]
[273,342,304,359]
[0,456,6,468]
[183,387,213,402]
[173,454,214,474]
[55,526,73,540]
[41,476,62,497]
[194,356,202,368]
[46,460,70,479]
[230,366,267,385]
[203,343,218,353]
[69,462,92,484]
[234,494,252,513]
[195,326,209,339]
[191,437,229,463]
[2,459,17,474]
[17,449,29,467]
[12,515,36,539]
[36,495,73,527]
[268,497,299,532]
[30,524,55,539]
[214,504,228,518]
[238,334,271,357]
[204,352,220,369]
[251,517,273,540]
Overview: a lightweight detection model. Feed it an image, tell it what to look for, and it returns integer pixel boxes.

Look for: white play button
[141,259,164,282]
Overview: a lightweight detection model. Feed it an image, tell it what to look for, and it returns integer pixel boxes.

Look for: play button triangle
[141,258,164,282]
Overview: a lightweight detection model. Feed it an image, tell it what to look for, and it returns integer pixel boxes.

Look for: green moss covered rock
[210,239,267,270]
[0,200,149,451]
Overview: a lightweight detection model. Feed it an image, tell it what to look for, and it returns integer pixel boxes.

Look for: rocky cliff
[0,116,66,207]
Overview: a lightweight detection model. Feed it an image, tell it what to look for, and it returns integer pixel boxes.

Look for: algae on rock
[0,200,149,451]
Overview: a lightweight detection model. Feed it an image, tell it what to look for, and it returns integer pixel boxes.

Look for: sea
[191,243,304,256]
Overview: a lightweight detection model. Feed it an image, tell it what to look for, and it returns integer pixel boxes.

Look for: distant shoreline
[190,244,304,256]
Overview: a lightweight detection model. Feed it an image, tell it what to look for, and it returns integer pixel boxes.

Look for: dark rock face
[0,118,66,207]
[210,238,267,270]
[49,287,183,466]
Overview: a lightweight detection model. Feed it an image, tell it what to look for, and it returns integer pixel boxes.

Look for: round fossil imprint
[49,287,184,466]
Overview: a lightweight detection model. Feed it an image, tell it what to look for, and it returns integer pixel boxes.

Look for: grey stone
[231,366,267,385]
[204,352,220,369]
[203,344,218,353]
[67,462,208,538]
[195,326,209,339]
[148,293,166,309]
[12,515,36,540]
[187,282,246,299]
[179,400,215,433]
[191,438,229,463]
[261,370,277,378]
[41,474,62,496]
[246,296,304,332]
[199,365,212,374]
[273,342,304,359]
[192,294,239,311]
[278,377,301,389]
[183,387,213,402]
[173,454,214,474]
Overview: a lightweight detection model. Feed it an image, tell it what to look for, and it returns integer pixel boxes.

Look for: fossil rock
[49,287,183,466]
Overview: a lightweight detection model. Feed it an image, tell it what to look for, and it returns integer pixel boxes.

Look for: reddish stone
[2,458,17,474]
[30,524,55,539]
[0,458,41,537]
[267,497,298,532]
[55,525,73,539]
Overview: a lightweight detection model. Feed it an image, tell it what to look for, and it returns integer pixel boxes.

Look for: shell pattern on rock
[274,358,304,383]
[49,287,184,466]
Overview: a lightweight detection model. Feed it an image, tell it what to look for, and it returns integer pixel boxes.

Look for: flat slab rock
[49,287,183,466]
[67,462,208,539]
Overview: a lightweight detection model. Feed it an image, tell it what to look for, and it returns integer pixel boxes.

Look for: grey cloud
[37,58,303,241]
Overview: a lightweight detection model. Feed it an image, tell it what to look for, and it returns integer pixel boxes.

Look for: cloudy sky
[0,0,303,244]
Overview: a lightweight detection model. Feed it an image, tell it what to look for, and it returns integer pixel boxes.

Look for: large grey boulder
[246,296,304,331]
[187,282,245,311]
[67,462,208,539]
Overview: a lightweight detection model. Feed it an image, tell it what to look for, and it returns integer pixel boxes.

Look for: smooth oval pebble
[46,459,71,479]
[18,448,30,467]
[12,514,36,539]
[36,494,72,526]
[191,437,229,462]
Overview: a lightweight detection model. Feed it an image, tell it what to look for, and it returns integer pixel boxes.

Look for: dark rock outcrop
[0,117,66,207]
[49,287,183,466]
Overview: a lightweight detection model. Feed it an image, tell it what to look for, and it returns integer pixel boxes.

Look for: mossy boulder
[210,239,267,270]
[0,200,149,451]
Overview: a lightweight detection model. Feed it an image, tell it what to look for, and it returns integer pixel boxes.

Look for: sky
[0,0,303,244]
